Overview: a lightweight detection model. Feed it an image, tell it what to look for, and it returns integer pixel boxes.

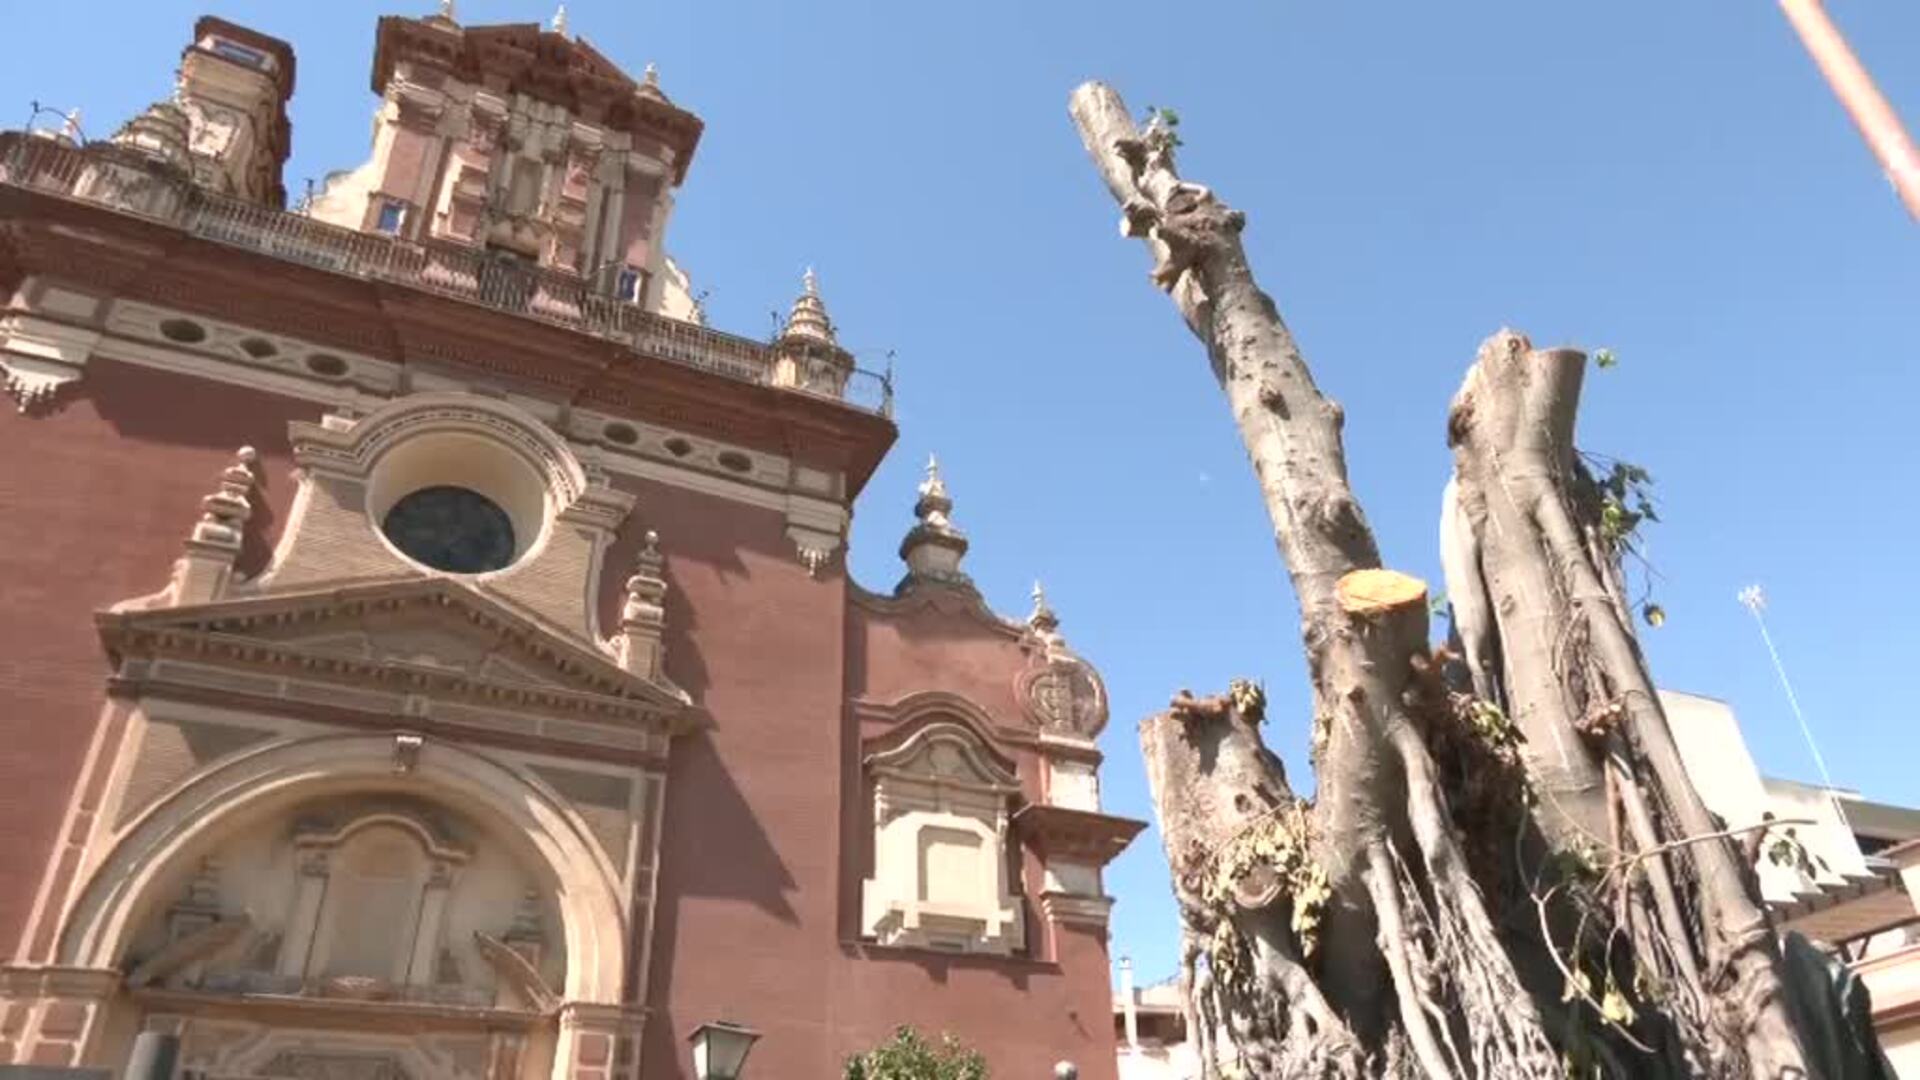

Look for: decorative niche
[121,797,566,1011]
[859,722,1025,956]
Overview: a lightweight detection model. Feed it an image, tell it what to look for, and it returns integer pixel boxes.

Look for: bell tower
[306,8,702,311]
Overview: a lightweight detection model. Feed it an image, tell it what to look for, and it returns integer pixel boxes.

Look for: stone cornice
[97,578,698,733]
[111,667,675,766]
[0,965,121,998]
[130,984,547,1032]
[1038,892,1115,929]
[1013,804,1147,867]
[0,185,897,497]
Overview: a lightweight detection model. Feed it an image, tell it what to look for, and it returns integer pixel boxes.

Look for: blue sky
[6,1,1915,986]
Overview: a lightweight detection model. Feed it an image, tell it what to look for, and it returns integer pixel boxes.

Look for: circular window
[380,486,517,574]
[240,337,278,359]
[604,422,638,446]
[365,431,550,576]
[717,450,752,474]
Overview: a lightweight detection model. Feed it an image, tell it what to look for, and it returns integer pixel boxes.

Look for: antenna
[1737,584,1852,835]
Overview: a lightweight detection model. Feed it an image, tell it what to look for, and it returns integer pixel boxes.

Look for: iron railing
[0,131,894,417]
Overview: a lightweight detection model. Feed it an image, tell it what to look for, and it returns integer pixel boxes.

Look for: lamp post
[688,1019,761,1080]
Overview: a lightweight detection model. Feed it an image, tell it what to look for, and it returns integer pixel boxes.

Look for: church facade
[0,10,1140,1079]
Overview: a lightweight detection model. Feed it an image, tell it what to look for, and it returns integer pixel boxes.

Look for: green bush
[844,1026,988,1080]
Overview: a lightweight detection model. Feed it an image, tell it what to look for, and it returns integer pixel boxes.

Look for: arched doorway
[51,733,634,1080]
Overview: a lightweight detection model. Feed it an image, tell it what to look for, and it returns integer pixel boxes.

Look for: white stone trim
[1,313,101,412]
[860,722,1025,956]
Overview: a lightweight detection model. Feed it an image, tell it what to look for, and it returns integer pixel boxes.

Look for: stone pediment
[98,576,693,725]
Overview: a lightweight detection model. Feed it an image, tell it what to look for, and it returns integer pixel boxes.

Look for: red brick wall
[0,376,1118,1076]
[0,359,316,956]
[627,477,1118,1079]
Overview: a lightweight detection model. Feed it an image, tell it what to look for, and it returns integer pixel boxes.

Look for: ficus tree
[844,1026,990,1080]
[1068,83,1891,1080]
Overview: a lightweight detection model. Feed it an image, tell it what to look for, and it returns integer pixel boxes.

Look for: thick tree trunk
[1073,83,1558,1078]
[1070,82,1868,1079]
[1444,333,1817,1076]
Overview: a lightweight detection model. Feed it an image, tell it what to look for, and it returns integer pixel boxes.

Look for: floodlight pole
[1779,0,1920,221]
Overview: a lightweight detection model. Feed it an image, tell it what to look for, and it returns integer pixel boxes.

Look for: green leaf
[1601,501,1625,533]
[1593,348,1618,369]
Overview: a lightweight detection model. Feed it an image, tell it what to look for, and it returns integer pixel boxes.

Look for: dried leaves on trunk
[1070,81,1889,1080]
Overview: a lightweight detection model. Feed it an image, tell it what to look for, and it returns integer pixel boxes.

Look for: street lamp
[688,1020,761,1080]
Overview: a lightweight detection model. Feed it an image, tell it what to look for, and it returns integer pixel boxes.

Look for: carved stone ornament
[2,354,82,412]
[1019,658,1108,739]
[1,316,101,414]
[259,1049,413,1080]
[1015,583,1108,738]
[391,732,424,774]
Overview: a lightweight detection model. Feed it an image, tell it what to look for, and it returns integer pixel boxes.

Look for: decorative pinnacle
[1028,580,1060,634]
[779,266,837,345]
[61,109,83,143]
[637,62,668,102]
[436,0,456,20]
[551,3,569,36]
[919,454,950,511]
[898,451,969,583]
[190,446,259,549]
[631,530,664,580]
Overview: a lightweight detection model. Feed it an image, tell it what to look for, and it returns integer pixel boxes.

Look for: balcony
[0,132,893,416]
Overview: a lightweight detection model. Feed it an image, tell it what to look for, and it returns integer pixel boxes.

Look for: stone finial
[637,63,669,103]
[897,454,972,591]
[770,267,854,396]
[1028,581,1062,641]
[778,267,837,346]
[616,531,670,681]
[192,447,259,547]
[170,447,258,605]
[551,3,569,36]
[435,0,457,21]
[1017,577,1108,740]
